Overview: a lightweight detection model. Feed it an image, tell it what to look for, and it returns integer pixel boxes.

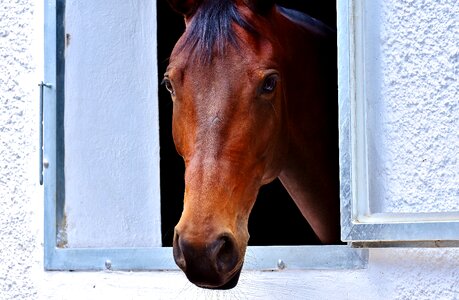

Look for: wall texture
[0,0,458,299]
[37,249,459,299]
[0,0,40,298]
[368,0,459,214]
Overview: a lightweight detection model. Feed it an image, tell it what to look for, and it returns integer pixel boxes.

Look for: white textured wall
[0,0,458,299]
[37,248,459,299]
[0,0,41,298]
[367,0,459,214]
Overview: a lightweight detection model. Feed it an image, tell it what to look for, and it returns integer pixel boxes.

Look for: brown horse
[163,0,339,289]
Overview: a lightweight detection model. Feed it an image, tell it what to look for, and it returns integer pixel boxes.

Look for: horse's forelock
[178,0,258,63]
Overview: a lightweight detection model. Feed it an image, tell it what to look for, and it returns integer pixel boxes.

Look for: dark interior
[158,0,337,247]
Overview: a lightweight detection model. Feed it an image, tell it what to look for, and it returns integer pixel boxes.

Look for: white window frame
[43,0,458,272]
[338,0,459,247]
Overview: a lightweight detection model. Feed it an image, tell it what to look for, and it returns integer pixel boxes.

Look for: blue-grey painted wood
[45,246,368,271]
[344,221,459,242]
[245,246,368,270]
[43,0,58,270]
[39,81,51,186]
[39,82,44,185]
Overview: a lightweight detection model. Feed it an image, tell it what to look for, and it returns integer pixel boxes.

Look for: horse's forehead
[171,42,261,71]
[170,50,250,86]
[171,40,275,84]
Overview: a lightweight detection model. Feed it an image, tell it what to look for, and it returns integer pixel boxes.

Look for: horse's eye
[261,74,278,94]
[162,77,175,95]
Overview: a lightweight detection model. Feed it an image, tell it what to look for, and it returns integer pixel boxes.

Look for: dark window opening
[158,0,337,247]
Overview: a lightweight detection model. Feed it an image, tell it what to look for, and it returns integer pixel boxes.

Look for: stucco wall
[0,0,458,299]
[0,0,40,298]
[367,0,459,214]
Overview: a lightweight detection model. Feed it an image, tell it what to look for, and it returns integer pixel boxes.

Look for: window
[338,0,459,246]
[43,0,457,272]
[156,0,336,248]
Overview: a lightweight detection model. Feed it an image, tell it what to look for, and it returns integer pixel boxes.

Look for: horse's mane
[179,0,333,63]
[277,6,335,36]
[179,0,257,63]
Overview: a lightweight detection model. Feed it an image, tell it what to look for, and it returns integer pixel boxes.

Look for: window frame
[338,0,459,247]
[42,0,371,272]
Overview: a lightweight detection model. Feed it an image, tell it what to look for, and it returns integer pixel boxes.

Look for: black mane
[277,6,335,36]
[177,1,333,63]
[179,0,257,63]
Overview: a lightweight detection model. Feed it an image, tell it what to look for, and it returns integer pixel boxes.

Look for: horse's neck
[278,17,340,244]
[278,136,340,244]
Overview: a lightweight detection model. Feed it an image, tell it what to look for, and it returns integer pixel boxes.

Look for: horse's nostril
[172,231,242,288]
[212,234,239,274]
[173,233,186,271]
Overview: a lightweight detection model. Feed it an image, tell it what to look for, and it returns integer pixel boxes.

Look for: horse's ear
[167,0,202,17]
[243,0,276,15]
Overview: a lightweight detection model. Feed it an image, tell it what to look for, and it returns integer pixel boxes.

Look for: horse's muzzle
[173,232,242,289]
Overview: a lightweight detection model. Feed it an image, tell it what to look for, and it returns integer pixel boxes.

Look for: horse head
[164,0,339,289]
[164,0,288,289]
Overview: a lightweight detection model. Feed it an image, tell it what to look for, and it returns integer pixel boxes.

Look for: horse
[163,0,339,289]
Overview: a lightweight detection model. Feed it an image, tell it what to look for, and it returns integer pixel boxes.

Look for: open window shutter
[338,0,459,247]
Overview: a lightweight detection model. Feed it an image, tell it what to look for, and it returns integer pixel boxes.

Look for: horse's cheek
[172,103,194,157]
[172,119,188,158]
